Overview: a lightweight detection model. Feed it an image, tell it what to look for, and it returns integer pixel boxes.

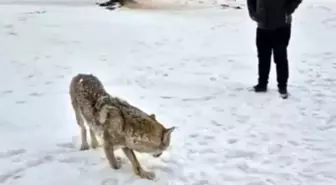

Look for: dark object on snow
[97,0,139,10]
[247,0,302,97]
[220,4,242,9]
[97,1,118,6]
[97,0,124,9]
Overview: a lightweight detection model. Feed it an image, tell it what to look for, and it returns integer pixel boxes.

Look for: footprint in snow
[227,138,238,144]
[29,92,44,97]
[8,31,17,36]
[189,133,199,138]
[1,90,13,95]
[4,24,13,29]
[225,150,258,160]
[53,74,65,79]
[44,81,53,85]
[15,100,26,104]
[26,74,34,79]
[204,135,214,141]
[210,120,221,127]
[197,135,214,146]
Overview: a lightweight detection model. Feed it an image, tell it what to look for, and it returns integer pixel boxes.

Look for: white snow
[0,0,336,184]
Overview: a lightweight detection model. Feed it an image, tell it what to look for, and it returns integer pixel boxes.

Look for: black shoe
[98,0,116,7]
[253,84,267,92]
[105,3,121,10]
[278,88,288,99]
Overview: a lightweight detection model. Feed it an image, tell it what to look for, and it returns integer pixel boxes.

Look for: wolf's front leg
[102,106,125,169]
[90,129,99,149]
[122,148,155,180]
[103,136,122,169]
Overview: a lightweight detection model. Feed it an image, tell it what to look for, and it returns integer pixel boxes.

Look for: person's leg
[254,27,272,92]
[272,25,291,95]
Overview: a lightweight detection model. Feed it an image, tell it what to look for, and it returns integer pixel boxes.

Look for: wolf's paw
[139,170,155,180]
[111,157,122,169]
[91,140,100,149]
[79,143,90,151]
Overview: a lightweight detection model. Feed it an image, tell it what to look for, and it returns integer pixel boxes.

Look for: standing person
[247,0,302,99]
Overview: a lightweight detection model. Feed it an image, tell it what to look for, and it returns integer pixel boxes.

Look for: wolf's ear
[149,114,156,120]
[166,126,176,133]
[163,126,175,143]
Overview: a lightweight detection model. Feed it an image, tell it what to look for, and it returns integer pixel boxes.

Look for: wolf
[69,73,175,180]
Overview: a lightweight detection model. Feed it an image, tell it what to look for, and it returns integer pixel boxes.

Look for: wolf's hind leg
[80,103,100,149]
[72,103,90,151]
[77,113,89,150]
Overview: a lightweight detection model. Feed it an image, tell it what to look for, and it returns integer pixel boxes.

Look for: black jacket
[247,0,302,30]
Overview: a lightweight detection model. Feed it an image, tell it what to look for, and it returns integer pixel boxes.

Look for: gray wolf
[69,73,175,180]
[247,0,302,98]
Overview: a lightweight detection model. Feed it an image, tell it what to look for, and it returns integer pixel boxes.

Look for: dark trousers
[256,25,291,89]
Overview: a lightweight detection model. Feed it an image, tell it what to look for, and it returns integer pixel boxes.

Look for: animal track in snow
[189,133,199,139]
[15,100,26,104]
[28,92,44,97]
[236,114,250,124]
[197,134,214,146]
[267,144,283,155]
[56,74,65,79]
[225,150,258,160]
[26,74,35,79]
[1,90,13,95]
[8,31,17,36]
[4,24,13,29]
[212,106,224,112]
[210,120,221,127]
[44,81,53,85]
[55,65,70,70]
[227,139,238,144]
[203,135,214,141]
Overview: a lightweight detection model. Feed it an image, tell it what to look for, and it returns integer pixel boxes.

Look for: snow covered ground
[0,0,336,184]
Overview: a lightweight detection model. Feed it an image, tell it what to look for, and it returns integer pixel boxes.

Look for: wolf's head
[151,126,175,157]
[127,113,176,157]
[148,114,175,158]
